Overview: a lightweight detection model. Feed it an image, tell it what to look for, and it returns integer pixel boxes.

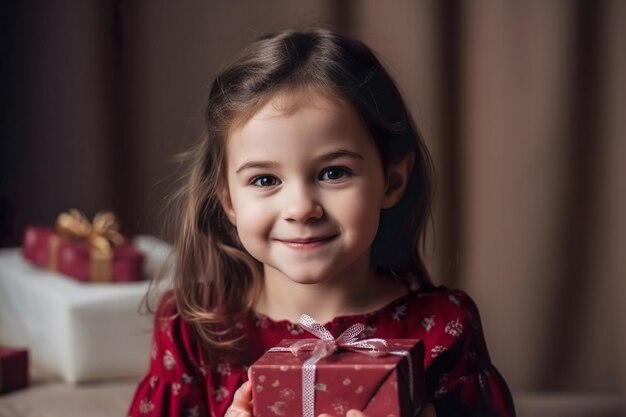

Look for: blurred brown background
[1,0,625,400]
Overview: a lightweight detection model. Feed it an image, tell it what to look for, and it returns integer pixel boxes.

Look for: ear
[218,187,237,226]
[382,152,415,209]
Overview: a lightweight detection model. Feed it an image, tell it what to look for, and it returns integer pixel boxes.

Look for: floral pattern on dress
[181,372,193,384]
[445,318,463,337]
[363,324,377,337]
[286,322,304,335]
[430,345,448,358]
[163,350,176,370]
[216,363,231,376]
[391,304,407,321]
[139,399,155,414]
[187,405,200,417]
[213,385,229,402]
[421,315,435,332]
[448,294,461,306]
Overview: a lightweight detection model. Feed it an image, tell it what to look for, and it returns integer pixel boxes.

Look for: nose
[282,185,323,223]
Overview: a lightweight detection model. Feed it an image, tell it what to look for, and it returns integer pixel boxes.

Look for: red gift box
[0,346,29,394]
[250,338,425,417]
[21,210,144,282]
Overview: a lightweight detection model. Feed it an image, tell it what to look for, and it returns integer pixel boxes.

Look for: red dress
[128,286,515,417]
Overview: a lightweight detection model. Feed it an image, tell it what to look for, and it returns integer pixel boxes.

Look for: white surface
[0,235,172,383]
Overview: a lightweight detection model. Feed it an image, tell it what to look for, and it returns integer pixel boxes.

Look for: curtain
[350,0,626,396]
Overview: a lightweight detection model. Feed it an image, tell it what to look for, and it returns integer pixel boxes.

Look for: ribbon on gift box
[269,314,415,417]
[49,209,125,282]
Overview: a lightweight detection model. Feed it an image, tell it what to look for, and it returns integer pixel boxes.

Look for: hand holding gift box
[249,315,425,417]
[21,209,144,282]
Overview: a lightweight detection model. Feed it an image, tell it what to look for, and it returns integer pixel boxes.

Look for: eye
[251,175,280,187]
[319,167,351,182]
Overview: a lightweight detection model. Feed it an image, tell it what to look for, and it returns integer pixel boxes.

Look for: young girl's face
[220,90,402,286]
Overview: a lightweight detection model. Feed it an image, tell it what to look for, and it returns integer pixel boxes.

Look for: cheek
[335,187,384,236]
[231,213,270,261]
[237,213,267,236]
[230,197,274,243]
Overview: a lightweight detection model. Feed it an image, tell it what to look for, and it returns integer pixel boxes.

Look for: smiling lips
[275,235,338,249]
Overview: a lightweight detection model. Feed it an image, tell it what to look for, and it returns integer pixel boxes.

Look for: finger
[346,409,366,417]
[417,402,437,417]
[230,381,252,411]
[317,414,336,417]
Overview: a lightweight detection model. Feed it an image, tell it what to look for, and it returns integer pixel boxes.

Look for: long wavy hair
[155,28,435,363]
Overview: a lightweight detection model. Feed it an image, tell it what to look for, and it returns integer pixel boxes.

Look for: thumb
[229,381,253,412]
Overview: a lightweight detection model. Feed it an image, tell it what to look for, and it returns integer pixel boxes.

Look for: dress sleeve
[426,290,516,417]
[127,296,211,417]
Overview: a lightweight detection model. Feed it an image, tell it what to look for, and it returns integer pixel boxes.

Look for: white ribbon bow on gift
[288,314,390,358]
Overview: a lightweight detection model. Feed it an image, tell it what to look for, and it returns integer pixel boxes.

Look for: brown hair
[157,28,434,362]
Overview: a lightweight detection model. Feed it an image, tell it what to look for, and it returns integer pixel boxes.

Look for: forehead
[223,89,382,174]
[227,89,372,147]
[229,87,353,132]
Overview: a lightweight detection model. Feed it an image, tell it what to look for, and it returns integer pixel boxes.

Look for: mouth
[275,235,338,249]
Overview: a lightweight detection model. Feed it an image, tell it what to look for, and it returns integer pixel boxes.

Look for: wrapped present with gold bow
[21,209,144,282]
[250,315,425,417]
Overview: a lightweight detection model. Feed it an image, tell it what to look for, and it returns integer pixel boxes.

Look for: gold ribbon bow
[55,209,124,252]
[51,209,125,281]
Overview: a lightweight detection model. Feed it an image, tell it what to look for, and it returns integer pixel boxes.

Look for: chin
[286,274,331,285]
[293,277,330,285]
[279,267,337,285]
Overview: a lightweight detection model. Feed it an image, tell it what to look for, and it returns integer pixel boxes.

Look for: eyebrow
[319,149,365,163]
[235,160,279,174]
[235,149,364,174]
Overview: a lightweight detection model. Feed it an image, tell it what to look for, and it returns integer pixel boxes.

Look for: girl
[128,28,515,417]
